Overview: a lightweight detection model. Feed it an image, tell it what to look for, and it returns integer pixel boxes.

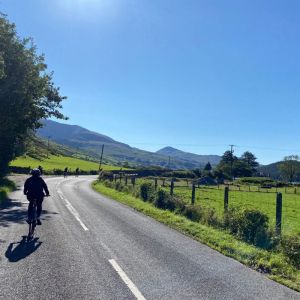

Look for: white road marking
[109,259,146,300]
[57,189,89,231]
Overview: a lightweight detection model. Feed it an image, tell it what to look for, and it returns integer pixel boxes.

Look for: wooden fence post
[191,184,195,205]
[276,192,282,236]
[170,179,174,196]
[224,186,229,213]
[154,178,158,190]
[131,176,136,187]
[125,176,128,185]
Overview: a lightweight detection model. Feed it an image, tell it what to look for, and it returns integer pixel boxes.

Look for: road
[0,176,299,300]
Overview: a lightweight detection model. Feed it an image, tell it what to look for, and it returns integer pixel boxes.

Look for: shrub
[103,180,114,188]
[115,181,124,192]
[225,208,270,248]
[281,235,300,268]
[224,208,241,234]
[202,207,221,227]
[239,209,269,245]
[182,205,202,222]
[140,182,155,202]
[154,188,172,209]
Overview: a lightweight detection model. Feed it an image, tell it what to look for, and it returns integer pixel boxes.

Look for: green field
[135,178,300,235]
[10,155,125,172]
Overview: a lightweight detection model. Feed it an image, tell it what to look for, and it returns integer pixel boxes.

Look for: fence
[108,174,300,236]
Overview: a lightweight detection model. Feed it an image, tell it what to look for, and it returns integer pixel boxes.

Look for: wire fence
[128,177,300,235]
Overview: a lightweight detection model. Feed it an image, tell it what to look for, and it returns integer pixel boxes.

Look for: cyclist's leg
[37,198,43,218]
[27,200,33,222]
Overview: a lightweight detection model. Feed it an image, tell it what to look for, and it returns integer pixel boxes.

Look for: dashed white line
[109,259,146,300]
[57,189,89,231]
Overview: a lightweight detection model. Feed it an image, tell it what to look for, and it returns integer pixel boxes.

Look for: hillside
[37,120,221,169]
[156,146,221,167]
[10,155,122,173]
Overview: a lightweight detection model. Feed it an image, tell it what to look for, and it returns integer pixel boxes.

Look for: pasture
[10,155,124,172]
[136,177,300,235]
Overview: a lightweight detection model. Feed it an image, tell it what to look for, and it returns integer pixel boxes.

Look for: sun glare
[56,0,119,21]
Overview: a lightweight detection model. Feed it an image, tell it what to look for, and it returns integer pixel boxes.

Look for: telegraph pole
[99,144,104,171]
[229,144,235,180]
[47,136,51,158]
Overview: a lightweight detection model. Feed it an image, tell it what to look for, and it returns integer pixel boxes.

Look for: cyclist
[24,168,50,225]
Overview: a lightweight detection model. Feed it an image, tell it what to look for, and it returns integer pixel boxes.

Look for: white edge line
[109,259,146,300]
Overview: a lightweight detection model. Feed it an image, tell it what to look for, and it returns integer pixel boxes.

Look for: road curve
[0,176,299,300]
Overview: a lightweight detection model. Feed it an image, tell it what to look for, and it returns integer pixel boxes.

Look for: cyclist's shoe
[37,219,42,225]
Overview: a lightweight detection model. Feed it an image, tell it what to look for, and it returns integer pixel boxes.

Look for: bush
[225,208,270,248]
[202,207,221,227]
[182,205,202,222]
[154,189,170,209]
[281,235,300,268]
[140,182,155,202]
[103,180,114,188]
[115,181,124,192]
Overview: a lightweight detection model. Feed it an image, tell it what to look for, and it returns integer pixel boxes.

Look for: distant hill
[37,120,221,169]
[156,147,221,167]
[257,162,281,179]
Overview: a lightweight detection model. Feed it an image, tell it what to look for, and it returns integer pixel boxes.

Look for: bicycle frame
[27,198,37,241]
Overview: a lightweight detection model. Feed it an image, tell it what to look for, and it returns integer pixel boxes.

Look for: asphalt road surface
[0,176,299,300]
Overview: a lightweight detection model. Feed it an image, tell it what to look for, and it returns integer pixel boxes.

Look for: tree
[278,155,300,183]
[241,151,259,173]
[203,162,212,176]
[203,162,212,172]
[221,150,237,164]
[0,14,67,176]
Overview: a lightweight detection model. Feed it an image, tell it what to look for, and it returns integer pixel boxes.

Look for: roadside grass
[92,180,300,292]
[10,155,126,172]
[0,178,16,204]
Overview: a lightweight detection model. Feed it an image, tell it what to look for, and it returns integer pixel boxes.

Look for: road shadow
[5,236,42,262]
[0,197,59,228]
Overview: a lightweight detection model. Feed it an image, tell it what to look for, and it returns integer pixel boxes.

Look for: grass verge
[0,178,16,205]
[92,180,300,292]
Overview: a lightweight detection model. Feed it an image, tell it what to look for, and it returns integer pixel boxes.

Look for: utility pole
[47,136,51,158]
[229,144,235,180]
[99,144,104,171]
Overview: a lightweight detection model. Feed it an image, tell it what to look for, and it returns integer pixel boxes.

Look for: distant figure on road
[64,167,68,178]
[75,168,79,177]
[24,168,50,225]
[38,165,43,176]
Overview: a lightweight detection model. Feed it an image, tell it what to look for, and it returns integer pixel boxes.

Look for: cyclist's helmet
[31,168,41,177]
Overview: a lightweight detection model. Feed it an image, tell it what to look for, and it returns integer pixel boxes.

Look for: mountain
[257,162,281,179]
[156,147,221,166]
[37,120,221,169]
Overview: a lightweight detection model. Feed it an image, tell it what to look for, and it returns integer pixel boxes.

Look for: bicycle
[27,198,37,241]
[27,194,50,241]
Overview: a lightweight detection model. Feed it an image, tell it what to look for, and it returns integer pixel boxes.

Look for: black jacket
[24,176,49,200]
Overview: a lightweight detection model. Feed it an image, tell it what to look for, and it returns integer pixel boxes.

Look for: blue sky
[1,0,300,164]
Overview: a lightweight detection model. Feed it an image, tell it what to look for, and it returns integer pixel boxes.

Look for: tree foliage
[215,150,258,179]
[278,155,300,183]
[241,151,259,172]
[0,13,67,176]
